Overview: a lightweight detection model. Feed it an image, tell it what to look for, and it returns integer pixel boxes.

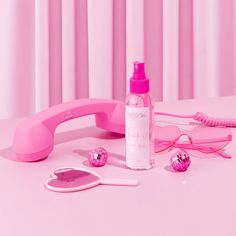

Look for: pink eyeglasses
[154,125,232,158]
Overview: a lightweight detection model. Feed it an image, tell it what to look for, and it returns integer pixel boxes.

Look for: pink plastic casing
[13,99,125,162]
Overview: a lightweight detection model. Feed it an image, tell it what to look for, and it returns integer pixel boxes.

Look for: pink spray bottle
[125,62,154,170]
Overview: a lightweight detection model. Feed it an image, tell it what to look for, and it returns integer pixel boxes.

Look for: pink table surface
[0,96,236,236]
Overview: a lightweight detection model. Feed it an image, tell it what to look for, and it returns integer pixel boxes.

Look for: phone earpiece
[13,99,125,162]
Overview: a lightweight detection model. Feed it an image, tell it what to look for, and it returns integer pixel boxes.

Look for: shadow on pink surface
[0,126,124,162]
[54,126,124,145]
[73,149,126,169]
[157,147,231,173]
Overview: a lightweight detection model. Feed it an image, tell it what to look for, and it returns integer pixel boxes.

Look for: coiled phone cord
[155,112,236,127]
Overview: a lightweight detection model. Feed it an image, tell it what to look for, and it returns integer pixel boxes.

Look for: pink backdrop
[0,0,236,119]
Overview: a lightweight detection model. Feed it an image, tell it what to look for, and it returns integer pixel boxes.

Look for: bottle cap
[130,62,149,94]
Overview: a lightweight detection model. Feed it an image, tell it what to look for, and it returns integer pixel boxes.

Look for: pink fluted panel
[126,0,144,93]
[74,0,89,98]
[163,0,179,101]
[49,0,62,106]
[35,0,50,112]
[193,0,219,98]
[144,0,163,101]
[178,0,193,99]
[234,1,236,93]
[62,0,76,102]
[0,0,35,118]
[218,0,235,96]
[113,0,126,101]
[87,0,113,98]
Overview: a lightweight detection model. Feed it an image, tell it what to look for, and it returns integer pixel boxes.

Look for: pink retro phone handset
[13,99,125,162]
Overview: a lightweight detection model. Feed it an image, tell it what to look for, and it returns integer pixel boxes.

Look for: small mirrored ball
[88,147,108,167]
[170,151,191,172]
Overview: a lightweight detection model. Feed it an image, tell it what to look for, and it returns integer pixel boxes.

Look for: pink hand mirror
[45,167,138,192]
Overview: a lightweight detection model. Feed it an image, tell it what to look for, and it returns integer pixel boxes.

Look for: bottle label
[125,106,150,169]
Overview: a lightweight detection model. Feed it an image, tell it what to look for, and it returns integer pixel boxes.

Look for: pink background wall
[0,0,236,119]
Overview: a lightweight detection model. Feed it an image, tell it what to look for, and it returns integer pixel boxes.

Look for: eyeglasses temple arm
[173,143,232,158]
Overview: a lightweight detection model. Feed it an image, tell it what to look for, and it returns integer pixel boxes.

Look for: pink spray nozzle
[134,61,145,77]
[130,61,149,94]
[133,62,145,78]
